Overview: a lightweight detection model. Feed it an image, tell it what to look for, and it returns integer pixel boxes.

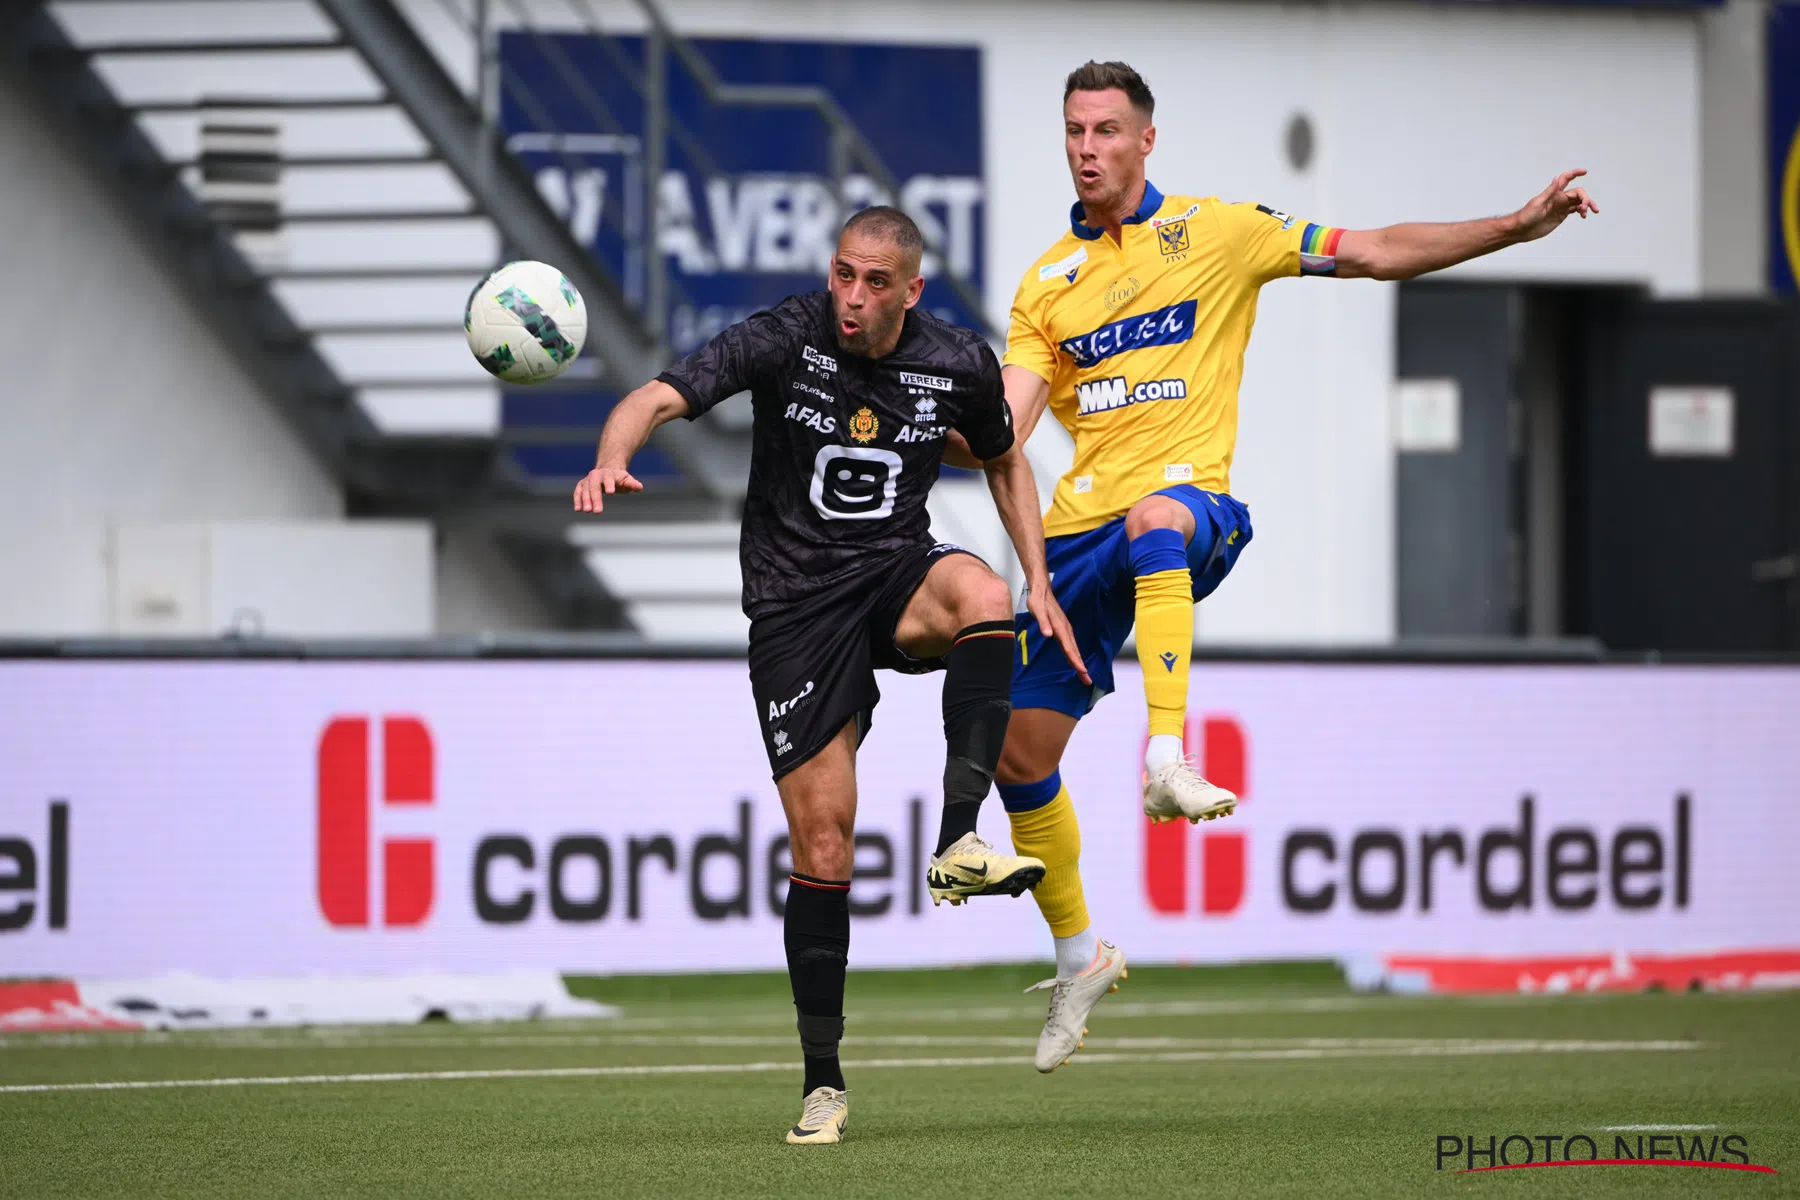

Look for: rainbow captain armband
[1299,223,1345,275]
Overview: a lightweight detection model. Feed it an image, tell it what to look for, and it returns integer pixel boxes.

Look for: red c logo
[317,716,435,928]
[1144,715,1248,916]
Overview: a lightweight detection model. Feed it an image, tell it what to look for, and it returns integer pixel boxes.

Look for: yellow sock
[1006,784,1089,938]
[1134,568,1193,739]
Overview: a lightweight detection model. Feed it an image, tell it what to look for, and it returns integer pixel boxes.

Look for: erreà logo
[317,716,435,928]
[1144,715,1248,916]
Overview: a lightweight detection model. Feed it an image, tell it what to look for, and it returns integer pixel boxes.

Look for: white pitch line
[0,1040,1701,1096]
[1599,1124,1720,1131]
[0,997,1398,1048]
[601,995,1387,1032]
[0,1032,1713,1053]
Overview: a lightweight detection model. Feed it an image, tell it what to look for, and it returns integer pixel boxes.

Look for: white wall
[111,521,435,637]
[6,2,1706,642]
[437,528,557,634]
[641,0,1702,643]
[1699,0,1770,294]
[0,69,345,636]
[0,62,553,638]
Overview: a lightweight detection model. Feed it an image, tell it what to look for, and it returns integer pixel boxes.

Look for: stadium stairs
[1,0,836,641]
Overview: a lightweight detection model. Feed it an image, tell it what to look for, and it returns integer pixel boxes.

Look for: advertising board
[3,661,1796,978]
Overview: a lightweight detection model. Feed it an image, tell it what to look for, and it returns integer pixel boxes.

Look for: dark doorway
[1394,285,1519,637]
[1572,297,1798,652]
[1395,284,1800,652]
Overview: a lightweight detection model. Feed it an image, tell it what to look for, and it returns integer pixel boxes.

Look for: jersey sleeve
[1219,202,1346,285]
[658,294,810,420]
[1001,267,1059,384]
[955,343,1016,461]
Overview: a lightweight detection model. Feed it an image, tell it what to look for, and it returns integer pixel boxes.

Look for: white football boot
[926,832,1046,906]
[1025,940,1128,1072]
[785,1086,849,1145]
[1142,757,1237,824]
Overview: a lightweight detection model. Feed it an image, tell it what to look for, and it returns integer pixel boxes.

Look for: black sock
[935,620,1016,855]
[785,873,849,1095]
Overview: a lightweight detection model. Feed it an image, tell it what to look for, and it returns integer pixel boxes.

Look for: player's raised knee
[957,566,1013,626]
[1124,494,1195,541]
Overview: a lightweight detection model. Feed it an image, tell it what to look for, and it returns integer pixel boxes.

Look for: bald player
[578,206,1084,1143]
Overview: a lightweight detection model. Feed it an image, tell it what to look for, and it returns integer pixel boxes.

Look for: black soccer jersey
[657,291,1014,616]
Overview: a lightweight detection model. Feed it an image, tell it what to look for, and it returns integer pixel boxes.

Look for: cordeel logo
[1144,716,1248,917]
[317,716,435,929]
[0,801,70,935]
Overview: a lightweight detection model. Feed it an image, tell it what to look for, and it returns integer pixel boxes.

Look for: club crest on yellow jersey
[1149,202,1201,262]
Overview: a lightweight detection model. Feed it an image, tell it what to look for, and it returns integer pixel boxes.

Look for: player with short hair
[575,205,1086,1145]
[946,60,1598,1071]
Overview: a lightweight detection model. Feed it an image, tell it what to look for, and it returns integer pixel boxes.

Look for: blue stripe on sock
[998,770,1062,813]
[1128,528,1187,576]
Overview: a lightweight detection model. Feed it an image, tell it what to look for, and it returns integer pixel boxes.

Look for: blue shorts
[1013,486,1252,719]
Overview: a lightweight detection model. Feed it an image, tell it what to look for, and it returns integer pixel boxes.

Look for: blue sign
[499,34,986,353]
[1771,3,1800,294]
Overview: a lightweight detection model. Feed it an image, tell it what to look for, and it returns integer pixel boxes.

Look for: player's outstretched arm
[573,379,690,513]
[944,365,1053,469]
[1333,170,1599,281]
[982,444,1090,684]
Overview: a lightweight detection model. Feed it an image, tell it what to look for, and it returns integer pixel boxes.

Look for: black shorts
[749,542,979,779]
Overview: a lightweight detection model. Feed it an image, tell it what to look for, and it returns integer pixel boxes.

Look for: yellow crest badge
[1157,219,1190,258]
[849,406,879,443]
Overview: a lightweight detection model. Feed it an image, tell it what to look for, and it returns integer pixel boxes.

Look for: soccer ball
[464,260,588,384]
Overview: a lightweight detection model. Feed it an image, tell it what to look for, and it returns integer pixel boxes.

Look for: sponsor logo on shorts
[848,407,880,444]
[1059,301,1196,369]
[767,681,815,723]
[1165,463,1194,482]
[1076,375,1188,415]
[1039,245,1088,283]
[803,345,837,373]
[773,730,792,757]
[900,371,952,393]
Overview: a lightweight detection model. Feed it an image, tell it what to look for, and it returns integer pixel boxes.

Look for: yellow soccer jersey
[1005,182,1343,537]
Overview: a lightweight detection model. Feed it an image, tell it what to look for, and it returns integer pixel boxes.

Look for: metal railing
[449,0,996,343]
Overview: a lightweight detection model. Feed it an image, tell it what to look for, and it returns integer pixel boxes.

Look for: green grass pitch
[2,964,1796,1198]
